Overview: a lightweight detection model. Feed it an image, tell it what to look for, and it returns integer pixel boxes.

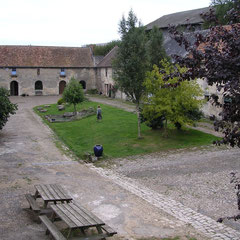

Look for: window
[37,68,40,75]
[105,68,108,77]
[60,68,66,77]
[35,81,43,90]
[11,68,17,76]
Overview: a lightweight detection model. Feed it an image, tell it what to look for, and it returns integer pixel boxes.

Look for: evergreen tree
[146,26,169,68]
[113,9,149,138]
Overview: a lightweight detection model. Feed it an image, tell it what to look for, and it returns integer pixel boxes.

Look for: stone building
[0,45,97,96]
[146,7,211,36]
[96,46,126,99]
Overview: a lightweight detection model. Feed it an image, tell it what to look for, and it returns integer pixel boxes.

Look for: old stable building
[0,45,99,96]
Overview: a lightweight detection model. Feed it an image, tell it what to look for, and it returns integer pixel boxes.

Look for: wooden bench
[73,233,112,240]
[39,215,66,240]
[25,194,40,213]
[101,224,117,236]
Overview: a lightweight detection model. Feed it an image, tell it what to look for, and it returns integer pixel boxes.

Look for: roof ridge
[161,6,211,18]
[0,45,89,49]
[97,46,118,67]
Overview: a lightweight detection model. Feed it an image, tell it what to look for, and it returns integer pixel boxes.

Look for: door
[59,80,66,94]
[10,81,19,96]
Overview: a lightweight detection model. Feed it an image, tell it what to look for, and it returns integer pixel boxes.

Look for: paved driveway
[0,96,240,240]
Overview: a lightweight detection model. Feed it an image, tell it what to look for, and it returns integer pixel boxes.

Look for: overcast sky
[1,0,211,47]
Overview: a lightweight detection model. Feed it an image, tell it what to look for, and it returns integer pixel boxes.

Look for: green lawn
[34,100,220,159]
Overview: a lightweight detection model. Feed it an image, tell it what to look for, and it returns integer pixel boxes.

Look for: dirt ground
[0,95,239,240]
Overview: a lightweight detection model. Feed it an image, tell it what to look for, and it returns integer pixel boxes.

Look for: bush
[140,108,165,130]
[0,87,18,130]
[57,98,65,105]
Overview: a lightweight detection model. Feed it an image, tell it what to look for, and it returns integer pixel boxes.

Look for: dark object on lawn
[94,145,103,157]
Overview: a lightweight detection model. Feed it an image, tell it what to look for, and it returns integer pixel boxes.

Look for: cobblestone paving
[90,164,240,240]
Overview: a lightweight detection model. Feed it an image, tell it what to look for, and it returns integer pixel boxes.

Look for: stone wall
[0,67,97,96]
[197,78,222,119]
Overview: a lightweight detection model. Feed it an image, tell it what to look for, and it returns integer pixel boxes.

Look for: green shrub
[57,98,65,105]
[0,87,18,130]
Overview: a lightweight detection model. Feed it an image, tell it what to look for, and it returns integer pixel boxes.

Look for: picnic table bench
[40,201,117,240]
[25,184,73,213]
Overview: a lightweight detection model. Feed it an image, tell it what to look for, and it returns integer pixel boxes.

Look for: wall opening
[35,80,43,95]
[10,81,19,96]
[59,80,66,94]
[80,80,86,90]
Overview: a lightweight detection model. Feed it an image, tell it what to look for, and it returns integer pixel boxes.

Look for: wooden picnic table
[34,184,73,208]
[39,201,117,240]
[25,184,73,213]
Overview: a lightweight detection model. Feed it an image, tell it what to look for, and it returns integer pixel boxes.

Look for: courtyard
[0,96,240,240]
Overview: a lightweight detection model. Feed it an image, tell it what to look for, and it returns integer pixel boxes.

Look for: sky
[0,0,211,47]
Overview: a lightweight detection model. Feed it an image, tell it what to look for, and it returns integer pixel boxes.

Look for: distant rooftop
[97,46,118,68]
[146,7,211,30]
[0,45,94,68]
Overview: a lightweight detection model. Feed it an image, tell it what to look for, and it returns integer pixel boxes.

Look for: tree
[113,9,149,138]
[142,60,203,131]
[146,26,169,68]
[169,2,240,146]
[0,87,18,130]
[202,0,240,28]
[63,78,85,115]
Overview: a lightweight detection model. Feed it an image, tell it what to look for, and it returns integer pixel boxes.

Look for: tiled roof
[146,7,211,30]
[0,45,94,67]
[97,46,118,67]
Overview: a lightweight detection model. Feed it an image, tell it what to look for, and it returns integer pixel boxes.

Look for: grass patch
[34,101,220,159]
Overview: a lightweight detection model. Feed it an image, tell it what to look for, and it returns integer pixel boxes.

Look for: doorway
[10,81,19,96]
[59,80,66,94]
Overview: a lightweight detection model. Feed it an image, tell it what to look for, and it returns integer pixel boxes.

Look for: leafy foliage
[89,41,120,56]
[0,87,18,130]
[57,98,65,105]
[169,3,240,146]
[143,60,203,130]
[63,78,85,115]
[202,0,240,28]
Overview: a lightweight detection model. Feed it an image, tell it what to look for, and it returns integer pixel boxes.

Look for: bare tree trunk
[136,104,142,139]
